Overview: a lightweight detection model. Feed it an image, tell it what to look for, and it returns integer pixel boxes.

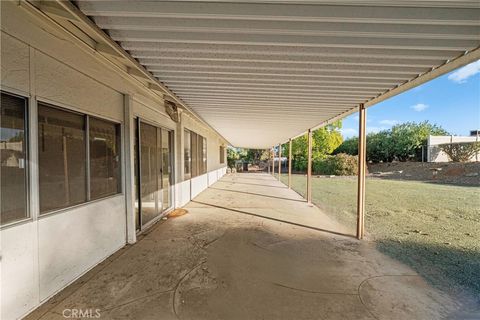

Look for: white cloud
[379,119,399,126]
[448,60,480,84]
[411,103,429,112]
[341,128,357,138]
[367,126,389,134]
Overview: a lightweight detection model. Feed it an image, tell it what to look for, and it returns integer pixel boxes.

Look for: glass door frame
[134,117,175,232]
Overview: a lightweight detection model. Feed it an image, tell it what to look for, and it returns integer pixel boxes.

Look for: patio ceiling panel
[76,1,480,148]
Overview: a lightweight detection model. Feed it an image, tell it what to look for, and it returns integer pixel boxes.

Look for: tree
[366,130,394,162]
[333,121,448,162]
[245,149,268,164]
[390,121,448,161]
[333,136,358,155]
[227,147,239,169]
[312,123,343,159]
[290,121,343,171]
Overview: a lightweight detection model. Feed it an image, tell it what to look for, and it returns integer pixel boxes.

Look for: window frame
[220,146,225,164]
[202,136,207,174]
[37,101,123,217]
[134,117,175,230]
[184,128,192,180]
[184,129,208,179]
[88,115,122,201]
[0,90,30,228]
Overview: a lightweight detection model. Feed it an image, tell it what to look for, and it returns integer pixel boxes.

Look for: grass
[278,173,480,298]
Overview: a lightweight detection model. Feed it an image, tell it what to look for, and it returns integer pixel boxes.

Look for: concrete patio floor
[26,173,469,320]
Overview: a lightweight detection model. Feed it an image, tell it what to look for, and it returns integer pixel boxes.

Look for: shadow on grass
[377,239,480,299]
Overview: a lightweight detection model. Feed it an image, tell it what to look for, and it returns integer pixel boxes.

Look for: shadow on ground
[377,239,480,300]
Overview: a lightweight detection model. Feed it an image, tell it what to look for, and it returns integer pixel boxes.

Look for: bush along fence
[292,153,358,176]
[334,121,448,163]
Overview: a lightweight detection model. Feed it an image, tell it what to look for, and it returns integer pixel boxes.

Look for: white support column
[278,143,281,180]
[307,129,313,204]
[124,94,136,244]
[267,148,270,174]
[288,138,292,188]
[271,147,275,176]
[356,103,367,240]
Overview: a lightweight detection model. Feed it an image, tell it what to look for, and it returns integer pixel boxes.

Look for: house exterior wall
[427,135,480,162]
[0,2,227,319]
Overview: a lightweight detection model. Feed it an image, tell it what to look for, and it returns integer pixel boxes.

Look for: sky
[340,60,480,139]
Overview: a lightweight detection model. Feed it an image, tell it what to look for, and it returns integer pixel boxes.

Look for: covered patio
[24,173,474,320]
[1,1,479,319]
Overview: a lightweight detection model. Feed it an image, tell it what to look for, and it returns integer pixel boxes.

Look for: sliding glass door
[161,129,172,211]
[134,119,173,230]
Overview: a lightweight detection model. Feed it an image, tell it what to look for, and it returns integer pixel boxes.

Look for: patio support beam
[272,147,275,176]
[356,103,367,240]
[267,148,270,174]
[278,143,282,180]
[307,129,313,204]
[288,139,292,188]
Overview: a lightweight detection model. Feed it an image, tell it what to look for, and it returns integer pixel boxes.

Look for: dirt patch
[368,162,479,186]
[168,208,188,218]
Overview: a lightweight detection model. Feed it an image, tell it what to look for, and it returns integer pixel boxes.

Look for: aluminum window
[89,117,121,200]
[38,102,121,214]
[38,103,87,213]
[220,146,225,164]
[202,137,207,174]
[184,129,207,179]
[184,129,191,180]
[1,92,29,225]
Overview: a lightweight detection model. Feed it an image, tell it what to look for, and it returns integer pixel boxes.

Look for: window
[38,103,121,214]
[89,117,121,200]
[135,120,174,228]
[220,146,225,164]
[184,129,207,179]
[202,137,207,174]
[1,92,28,225]
[140,122,157,225]
[191,131,198,177]
[184,129,191,180]
[197,133,204,174]
[38,104,87,213]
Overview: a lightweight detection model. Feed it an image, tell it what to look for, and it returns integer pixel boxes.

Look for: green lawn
[278,173,480,298]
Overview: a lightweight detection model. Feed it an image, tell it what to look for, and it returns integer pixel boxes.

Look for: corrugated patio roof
[76,1,480,148]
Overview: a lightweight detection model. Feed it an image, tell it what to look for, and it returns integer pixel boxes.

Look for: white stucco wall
[0,3,227,319]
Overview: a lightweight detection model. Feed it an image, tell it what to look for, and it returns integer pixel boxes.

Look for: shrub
[313,153,358,176]
[439,142,480,162]
[293,157,307,172]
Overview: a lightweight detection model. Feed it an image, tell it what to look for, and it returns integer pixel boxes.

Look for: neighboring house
[427,133,480,162]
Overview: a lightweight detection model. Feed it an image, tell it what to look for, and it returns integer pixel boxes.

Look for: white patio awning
[76,1,480,148]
